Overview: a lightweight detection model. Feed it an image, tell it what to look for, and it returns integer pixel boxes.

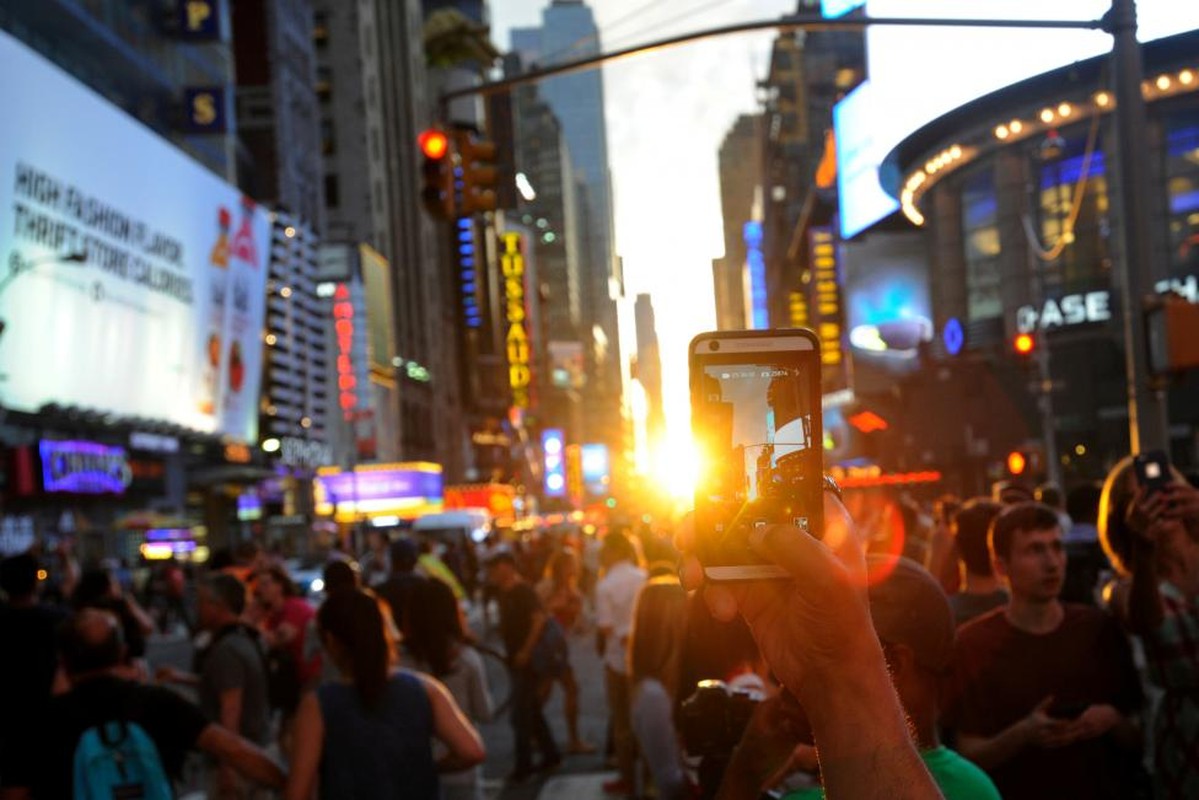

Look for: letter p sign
[180,0,219,40]
[187,1,211,31]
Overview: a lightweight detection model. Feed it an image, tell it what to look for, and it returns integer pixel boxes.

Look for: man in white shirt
[595,531,648,796]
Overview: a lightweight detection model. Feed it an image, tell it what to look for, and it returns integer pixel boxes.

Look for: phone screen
[691,334,823,580]
[1135,451,1171,495]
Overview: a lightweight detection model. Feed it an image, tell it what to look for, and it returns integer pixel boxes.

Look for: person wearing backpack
[0,608,284,799]
[157,573,272,798]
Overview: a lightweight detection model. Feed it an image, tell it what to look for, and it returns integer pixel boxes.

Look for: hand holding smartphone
[1133,451,1171,497]
[690,330,824,581]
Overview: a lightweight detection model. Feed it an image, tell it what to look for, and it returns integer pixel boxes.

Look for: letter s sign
[183,87,226,133]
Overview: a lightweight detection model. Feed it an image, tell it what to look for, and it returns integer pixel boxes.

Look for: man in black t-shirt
[0,553,66,779]
[488,550,561,782]
[374,538,428,643]
[0,608,284,798]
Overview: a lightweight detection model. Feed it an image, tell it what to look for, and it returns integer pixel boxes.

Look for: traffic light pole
[445,2,1163,456]
[1109,0,1168,455]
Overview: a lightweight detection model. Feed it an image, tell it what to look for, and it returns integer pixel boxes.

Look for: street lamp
[0,251,87,340]
[0,250,87,297]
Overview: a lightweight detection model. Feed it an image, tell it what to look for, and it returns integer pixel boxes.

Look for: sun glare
[649,436,703,501]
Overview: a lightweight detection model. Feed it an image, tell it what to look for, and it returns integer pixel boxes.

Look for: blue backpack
[73,720,173,800]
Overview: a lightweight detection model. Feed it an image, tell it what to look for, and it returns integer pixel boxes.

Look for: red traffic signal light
[1007,450,1027,475]
[418,129,449,160]
[419,129,454,218]
[1013,332,1035,355]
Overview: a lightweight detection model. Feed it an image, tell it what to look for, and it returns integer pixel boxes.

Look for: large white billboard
[837,0,1199,238]
[0,29,269,442]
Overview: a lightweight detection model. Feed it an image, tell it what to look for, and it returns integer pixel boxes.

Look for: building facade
[884,31,1199,481]
[0,0,239,181]
[232,0,326,233]
[714,114,762,331]
[314,0,467,477]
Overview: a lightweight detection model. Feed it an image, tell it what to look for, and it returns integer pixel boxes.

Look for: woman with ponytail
[284,588,485,800]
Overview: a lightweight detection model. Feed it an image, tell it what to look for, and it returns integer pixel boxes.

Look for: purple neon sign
[39,440,131,495]
[315,467,443,505]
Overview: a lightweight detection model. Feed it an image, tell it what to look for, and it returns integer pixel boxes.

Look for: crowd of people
[0,451,1196,800]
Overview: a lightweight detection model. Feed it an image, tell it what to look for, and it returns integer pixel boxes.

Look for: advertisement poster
[0,30,268,442]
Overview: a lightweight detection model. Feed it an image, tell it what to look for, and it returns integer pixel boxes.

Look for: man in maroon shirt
[944,502,1143,799]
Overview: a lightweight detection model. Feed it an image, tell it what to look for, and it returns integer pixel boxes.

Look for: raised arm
[423,673,486,772]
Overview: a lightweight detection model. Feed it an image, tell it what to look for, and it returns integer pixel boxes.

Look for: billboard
[0,30,269,442]
[359,244,396,376]
[314,462,444,522]
[822,0,865,19]
[837,0,1199,238]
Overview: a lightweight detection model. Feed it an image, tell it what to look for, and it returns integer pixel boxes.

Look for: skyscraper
[232,0,325,233]
[633,294,665,447]
[314,0,466,476]
[511,0,623,457]
[715,114,762,330]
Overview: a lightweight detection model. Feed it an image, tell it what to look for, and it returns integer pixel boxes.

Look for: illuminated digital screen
[543,429,566,498]
[314,463,444,521]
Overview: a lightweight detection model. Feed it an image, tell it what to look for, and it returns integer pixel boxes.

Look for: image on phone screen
[691,332,823,580]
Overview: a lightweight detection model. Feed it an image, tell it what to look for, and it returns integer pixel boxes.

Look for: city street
[5,0,1199,797]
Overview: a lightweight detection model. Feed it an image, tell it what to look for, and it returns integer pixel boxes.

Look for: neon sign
[502,233,532,409]
[744,222,768,329]
[333,283,357,418]
[542,429,566,498]
[811,227,843,371]
[458,218,482,328]
[40,440,131,495]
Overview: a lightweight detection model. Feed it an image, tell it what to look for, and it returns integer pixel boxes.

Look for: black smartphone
[1133,450,1171,497]
[690,329,824,581]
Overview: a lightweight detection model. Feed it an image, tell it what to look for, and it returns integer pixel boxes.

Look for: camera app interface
[698,360,816,510]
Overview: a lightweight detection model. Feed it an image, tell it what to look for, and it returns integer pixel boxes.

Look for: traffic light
[1007,450,1028,476]
[453,129,498,215]
[1013,332,1035,356]
[419,128,454,218]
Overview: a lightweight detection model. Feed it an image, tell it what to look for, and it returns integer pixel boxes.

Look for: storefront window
[1164,108,1199,277]
[1038,134,1111,294]
[962,166,1002,320]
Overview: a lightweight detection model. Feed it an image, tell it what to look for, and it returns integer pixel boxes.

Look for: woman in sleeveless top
[284,588,485,800]
[537,547,595,754]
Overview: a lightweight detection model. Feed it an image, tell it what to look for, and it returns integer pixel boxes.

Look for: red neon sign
[847,411,889,434]
[333,284,356,418]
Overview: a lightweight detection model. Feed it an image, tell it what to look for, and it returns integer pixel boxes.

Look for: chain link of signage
[501,233,532,409]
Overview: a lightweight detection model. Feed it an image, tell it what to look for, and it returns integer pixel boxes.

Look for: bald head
[60,608,125,676]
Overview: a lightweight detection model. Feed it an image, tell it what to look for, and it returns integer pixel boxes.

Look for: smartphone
[690,329,824,581]
[1133,450,1171,496]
